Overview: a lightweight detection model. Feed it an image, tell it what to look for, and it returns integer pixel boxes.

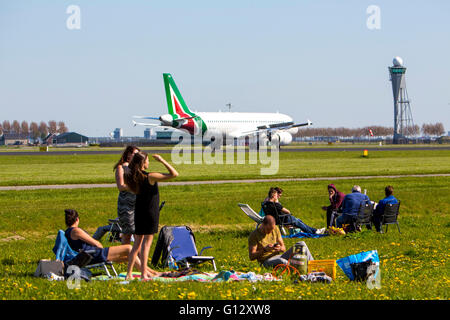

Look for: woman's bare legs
[121,234,159,277]
[126,235,143,280]
[122,233,145,271]
[107,244,132,262]
[140,234,154,280]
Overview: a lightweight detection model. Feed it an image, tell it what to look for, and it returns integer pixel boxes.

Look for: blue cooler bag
[336,250,380,281]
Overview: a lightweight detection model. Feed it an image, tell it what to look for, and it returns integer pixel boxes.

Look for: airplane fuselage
[167,111,297,145]
[194,111,292,137]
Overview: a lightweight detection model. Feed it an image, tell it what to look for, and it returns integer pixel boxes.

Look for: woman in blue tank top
[64,209,158,275]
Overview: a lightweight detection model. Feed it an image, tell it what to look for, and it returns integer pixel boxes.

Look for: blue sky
[1,0,449,137]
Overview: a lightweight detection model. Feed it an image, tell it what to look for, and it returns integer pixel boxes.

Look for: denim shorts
[89,247,110,264]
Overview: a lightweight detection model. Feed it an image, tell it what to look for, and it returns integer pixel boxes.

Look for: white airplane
[133,73,312,146]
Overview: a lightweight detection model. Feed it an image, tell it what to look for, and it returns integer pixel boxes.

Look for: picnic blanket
[112,270,278,283]
[283,232,329,239]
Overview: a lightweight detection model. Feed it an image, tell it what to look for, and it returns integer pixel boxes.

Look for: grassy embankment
[0,149,449,186]
[0,174,448,300]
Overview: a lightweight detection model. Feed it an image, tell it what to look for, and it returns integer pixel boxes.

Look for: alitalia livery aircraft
[133,73,312,146]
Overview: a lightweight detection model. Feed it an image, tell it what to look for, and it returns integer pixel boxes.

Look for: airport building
[144,128,151,139]
[46,132,89,145]
[0,133,30,145]
[155,128,175,140]
[113,128,123,140]
[143,128,177,142]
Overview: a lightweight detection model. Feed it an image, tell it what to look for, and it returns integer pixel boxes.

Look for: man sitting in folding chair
[372,185,399,233]
[262,187,326,235]
[63,209,160,277]
[336,185,371,230]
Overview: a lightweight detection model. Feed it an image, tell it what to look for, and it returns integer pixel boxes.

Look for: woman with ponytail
[124,152,178,280]
[114,145,140,244]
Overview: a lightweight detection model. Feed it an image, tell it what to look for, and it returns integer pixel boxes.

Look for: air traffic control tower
[389,56,415,144]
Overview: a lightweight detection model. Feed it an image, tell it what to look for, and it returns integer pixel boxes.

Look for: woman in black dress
[124,152,178,280]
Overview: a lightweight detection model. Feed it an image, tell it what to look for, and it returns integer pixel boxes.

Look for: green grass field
[0,149,449,186]
[0,162,449,300]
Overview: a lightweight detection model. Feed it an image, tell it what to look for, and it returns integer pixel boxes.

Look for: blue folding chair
[53,230,79,262]
[167,226,216,271]
[53,230,118,277]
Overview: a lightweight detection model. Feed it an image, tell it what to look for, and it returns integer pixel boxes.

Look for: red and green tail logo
[163,73,206,135]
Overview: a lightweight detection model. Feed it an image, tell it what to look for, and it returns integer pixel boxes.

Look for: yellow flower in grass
[187,291,197,300]
[284,287,295,293]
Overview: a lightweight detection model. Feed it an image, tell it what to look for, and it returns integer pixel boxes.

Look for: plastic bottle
[168,256,179,270]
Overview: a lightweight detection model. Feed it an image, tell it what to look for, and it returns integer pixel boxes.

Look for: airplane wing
[238,120,313,136]
[132,120,164,127]
[133,116,160,120]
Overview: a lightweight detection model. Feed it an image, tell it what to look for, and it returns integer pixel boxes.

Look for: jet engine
[273,131,293,146]
[159,114,174,126]
[287,127,298,135]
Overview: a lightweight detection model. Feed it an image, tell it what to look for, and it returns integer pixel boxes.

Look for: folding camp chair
[92,218,122,242]
[99,201,166,243]
[238,203,264,225]
[105,218,122,243]
[380,201,401,234]
[53,230,118,278]
[153,226,216,271]
[83,260,118,278]
[170,226,216,271]
[353,201,374,232]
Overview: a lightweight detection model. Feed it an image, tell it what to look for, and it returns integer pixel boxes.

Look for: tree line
[420,123,446,137]
[0,120,69,139]
[295,123,446,138]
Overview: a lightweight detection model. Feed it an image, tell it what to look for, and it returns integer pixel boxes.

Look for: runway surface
[1,173,448,191]
[1,146,449,156]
